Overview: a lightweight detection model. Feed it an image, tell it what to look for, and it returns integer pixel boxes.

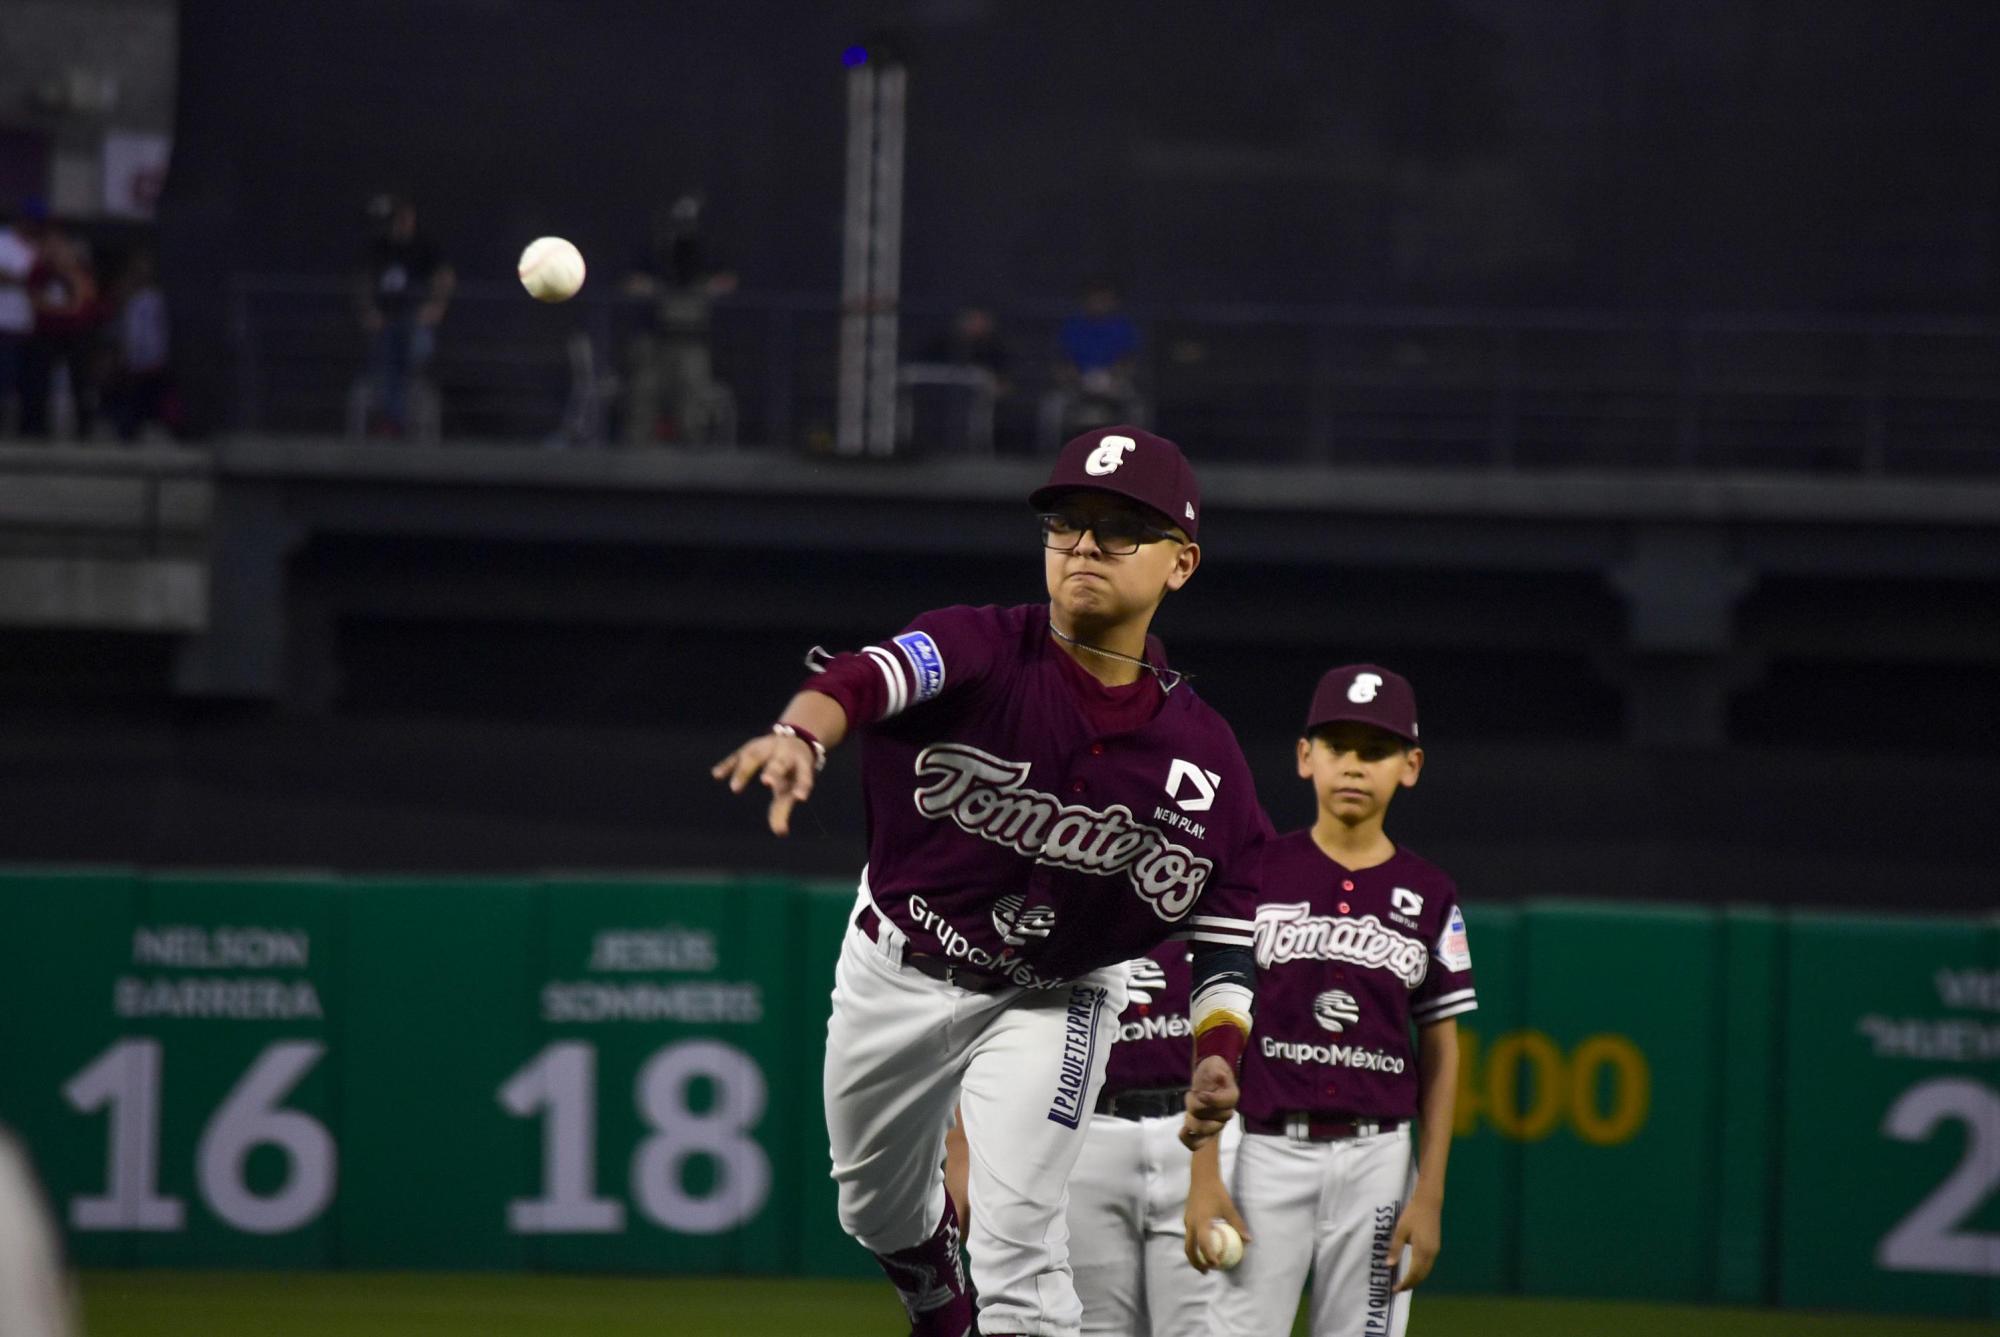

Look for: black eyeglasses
[1039,511,1183,556]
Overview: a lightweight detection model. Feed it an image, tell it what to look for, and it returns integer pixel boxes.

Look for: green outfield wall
[0,869,1992,1319]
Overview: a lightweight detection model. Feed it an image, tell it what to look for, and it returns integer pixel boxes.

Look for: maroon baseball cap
[1305,664,1420,745]
[1029,425,1201,540]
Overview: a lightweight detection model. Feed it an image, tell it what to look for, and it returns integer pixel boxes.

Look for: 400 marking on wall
[1453,1029,1651,1146]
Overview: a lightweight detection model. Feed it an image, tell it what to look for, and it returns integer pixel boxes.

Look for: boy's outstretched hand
[710,731,818,836]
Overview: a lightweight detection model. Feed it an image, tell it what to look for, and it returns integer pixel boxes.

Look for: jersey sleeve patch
[892,631,946,704]
[1436,904,1472,973]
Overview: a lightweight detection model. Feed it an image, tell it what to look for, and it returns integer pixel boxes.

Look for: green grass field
[77,1272,2000,1337]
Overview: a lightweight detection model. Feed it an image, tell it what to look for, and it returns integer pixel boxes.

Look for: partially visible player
[1067,942,1243,1335]
[0,1126,73,1337]
[712,426,1263,1337]
[1185,665,1475,1337]
[942,944,1245,1334]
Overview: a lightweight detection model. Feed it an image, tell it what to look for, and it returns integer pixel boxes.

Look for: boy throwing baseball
[713,426,1263,1337]
[1185,665,1475,1337]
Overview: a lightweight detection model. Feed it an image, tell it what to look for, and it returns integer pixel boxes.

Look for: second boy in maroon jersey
[1188,665,1474,1337]
[1237,839,1472,1126]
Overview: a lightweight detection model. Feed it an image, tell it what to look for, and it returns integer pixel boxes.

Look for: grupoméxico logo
[1313,988,1361,1033]
[1124,955,1168,1005]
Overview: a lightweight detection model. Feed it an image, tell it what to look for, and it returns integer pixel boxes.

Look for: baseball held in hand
[518,236,586,302]
[1205,1219,1244,1270]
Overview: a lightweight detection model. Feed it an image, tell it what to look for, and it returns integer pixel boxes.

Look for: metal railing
[225,275,2000,473]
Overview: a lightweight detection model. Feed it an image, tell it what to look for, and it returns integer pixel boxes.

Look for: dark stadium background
[2,1,1977,909]
[0,4,1996,1333]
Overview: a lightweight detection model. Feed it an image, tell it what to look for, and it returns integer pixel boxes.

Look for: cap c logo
[1085,436,1137,475]
[1348,673,1383,703]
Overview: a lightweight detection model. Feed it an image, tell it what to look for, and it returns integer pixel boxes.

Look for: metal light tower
[835,50,906,457]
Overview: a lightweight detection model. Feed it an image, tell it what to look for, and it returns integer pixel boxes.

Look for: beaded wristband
[770,722,827,772]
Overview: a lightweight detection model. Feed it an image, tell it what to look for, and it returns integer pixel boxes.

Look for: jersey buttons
[1069,780,1087,795]
[1342,880,1355,892]
[1088,743,1106,756]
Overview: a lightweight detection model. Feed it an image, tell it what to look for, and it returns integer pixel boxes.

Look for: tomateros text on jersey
[912,743,1213,918]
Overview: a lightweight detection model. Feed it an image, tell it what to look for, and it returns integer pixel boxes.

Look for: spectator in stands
[356,194,453,438]
[904,303,1013,453]
[621,191,737,447]
[105,247,174,443]
[922,303,1012,391]
[0,200,39,435]
[1043,278,1145,447]
[1060,279,1139,381]
[19,222,101,440]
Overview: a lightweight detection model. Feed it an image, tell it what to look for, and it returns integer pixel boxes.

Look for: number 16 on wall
[63,1038,335,1234]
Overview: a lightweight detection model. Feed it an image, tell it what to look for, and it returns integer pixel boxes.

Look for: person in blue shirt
[1060,279,1139,380]
[1046,279,1144,447]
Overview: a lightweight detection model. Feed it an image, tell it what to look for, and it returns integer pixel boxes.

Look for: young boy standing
[1185,665,1475,1337]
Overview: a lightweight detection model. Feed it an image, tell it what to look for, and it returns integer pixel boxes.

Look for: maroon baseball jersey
[1103,941,1195,1093]
[810,603,1262,988]
[1238,830,1476,1122]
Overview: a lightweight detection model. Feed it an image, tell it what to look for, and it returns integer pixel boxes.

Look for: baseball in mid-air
[518,236,586,302]
[1204,1219,1245,1270]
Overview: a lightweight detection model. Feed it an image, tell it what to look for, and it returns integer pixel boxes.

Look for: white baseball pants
[826,894,1128,1337]
[1066,1111,1241,1336]
[1211,1127,1415,1337]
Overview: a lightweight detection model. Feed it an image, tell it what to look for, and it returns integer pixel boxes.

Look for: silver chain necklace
[1048,619,1186,693]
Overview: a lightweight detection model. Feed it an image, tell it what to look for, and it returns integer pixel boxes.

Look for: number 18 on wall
[498,1039,771,1236]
